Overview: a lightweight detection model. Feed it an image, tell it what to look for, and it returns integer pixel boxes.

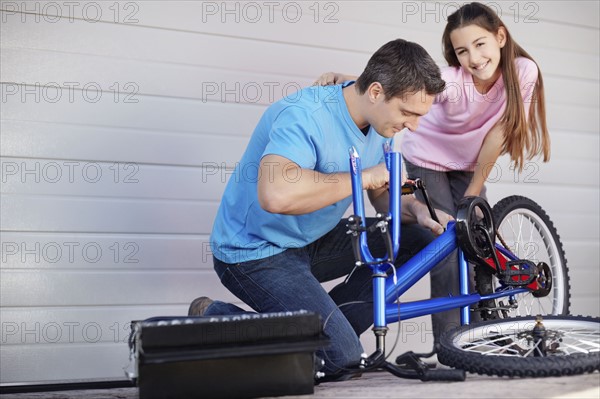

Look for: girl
[314,2,550,341]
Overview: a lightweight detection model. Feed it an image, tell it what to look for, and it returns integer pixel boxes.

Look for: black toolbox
[130,310,328,399]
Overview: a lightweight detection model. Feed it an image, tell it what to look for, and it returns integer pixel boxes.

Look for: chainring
[456,196,496,261]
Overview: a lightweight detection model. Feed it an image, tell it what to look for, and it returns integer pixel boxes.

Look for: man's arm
[367,158,409,214]
[402,195,452,235]
[258,154,389,215]
[367,186,389,214]
[368,185,451,236]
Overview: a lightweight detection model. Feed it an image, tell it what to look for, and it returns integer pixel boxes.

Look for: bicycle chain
[495,229,511,252]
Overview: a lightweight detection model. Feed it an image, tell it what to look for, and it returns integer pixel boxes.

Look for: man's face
[368,86,435,138]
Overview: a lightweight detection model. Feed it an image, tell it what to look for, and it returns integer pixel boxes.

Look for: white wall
[1,0,598,384]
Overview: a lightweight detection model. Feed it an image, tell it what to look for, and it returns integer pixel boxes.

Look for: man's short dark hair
[356,39,445,99]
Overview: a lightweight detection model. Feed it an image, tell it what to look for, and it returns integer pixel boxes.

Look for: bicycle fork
[342,145,467,382]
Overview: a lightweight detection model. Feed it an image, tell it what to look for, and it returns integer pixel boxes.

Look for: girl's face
[450,24,506,92]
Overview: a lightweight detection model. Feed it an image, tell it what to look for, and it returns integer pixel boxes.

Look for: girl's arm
[313,72,358,86]
[464,123,505,197]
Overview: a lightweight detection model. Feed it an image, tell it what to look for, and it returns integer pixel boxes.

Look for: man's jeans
[205,219,435,373]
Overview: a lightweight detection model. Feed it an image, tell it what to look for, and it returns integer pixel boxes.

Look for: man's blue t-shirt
[210,82,390,264]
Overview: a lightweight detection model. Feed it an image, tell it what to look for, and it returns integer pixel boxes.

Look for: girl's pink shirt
[401,57,538,172]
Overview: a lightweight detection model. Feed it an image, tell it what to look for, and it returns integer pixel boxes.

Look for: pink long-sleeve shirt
[401,57,538,171]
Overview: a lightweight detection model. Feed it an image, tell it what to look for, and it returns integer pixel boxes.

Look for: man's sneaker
[188,296,214,316]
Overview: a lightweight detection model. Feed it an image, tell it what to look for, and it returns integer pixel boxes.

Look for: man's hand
[403,196,453,236]
[362,162,389,191]
[417,208,453,236]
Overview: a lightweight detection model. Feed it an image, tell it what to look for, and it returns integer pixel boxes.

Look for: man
[191,39,450,374]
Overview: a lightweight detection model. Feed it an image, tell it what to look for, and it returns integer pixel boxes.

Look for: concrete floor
[2,370,598,399]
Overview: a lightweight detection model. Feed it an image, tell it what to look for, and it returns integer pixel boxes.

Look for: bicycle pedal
[395,351,437,372]
[500,259,537,286]
[395,361,437,372]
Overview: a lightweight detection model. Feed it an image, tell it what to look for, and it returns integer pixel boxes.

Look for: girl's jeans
[404,159,488,342]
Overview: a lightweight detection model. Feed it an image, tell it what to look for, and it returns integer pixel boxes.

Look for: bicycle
[318,145,599,381]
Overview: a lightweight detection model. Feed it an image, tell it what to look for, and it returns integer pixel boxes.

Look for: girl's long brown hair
[442,2,550,170]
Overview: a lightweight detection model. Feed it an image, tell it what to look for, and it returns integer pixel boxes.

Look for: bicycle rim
[438,316,600,377]
[453,318,599,357]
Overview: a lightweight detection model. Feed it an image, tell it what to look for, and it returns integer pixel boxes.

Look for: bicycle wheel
[475,196,570,319]
[437,315,600,377]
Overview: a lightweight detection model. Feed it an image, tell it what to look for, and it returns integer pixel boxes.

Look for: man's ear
[367,82,384,103]
[496,26,507,48]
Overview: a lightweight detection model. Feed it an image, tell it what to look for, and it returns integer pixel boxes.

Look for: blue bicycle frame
[348,145,530,333]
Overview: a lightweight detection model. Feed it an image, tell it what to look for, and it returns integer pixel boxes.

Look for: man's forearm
[258,154,389,215]
[400,195,422,224]
[367,186,389,215]
[258,162,354,215]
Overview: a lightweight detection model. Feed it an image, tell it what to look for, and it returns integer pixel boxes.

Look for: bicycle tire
[437,315,600,377]
[475,195,570,320]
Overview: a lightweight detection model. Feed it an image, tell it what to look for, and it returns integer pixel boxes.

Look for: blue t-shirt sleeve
[262,106,322,169]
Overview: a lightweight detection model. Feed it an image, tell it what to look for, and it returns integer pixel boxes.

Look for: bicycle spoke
[486,203,568,319]
[453,318,600,358]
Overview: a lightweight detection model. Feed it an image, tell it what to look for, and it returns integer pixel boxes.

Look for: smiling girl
[401,2,549,204]
[315,2,550,341]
